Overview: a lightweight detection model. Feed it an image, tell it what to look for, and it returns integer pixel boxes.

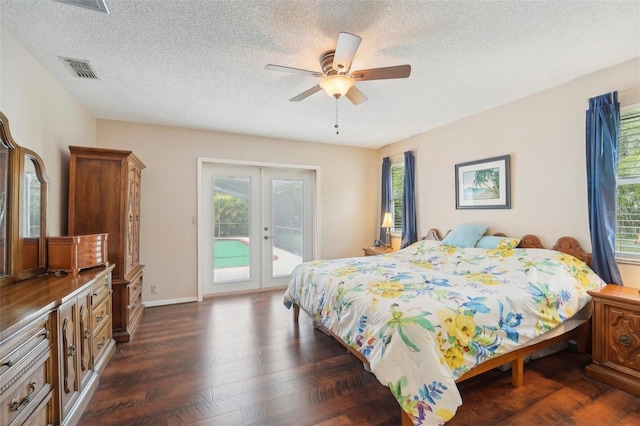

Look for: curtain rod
[384,147,418,162]
[586,86,639,101]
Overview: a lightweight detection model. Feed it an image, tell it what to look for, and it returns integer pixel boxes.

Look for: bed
[283,228,607,425]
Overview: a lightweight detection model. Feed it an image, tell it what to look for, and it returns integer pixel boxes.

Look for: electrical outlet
[151,285,158,294]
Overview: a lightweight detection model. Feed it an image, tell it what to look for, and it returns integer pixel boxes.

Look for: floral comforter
[283,240,606,425]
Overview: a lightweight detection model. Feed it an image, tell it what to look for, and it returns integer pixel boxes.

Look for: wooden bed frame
[290,229,594,425]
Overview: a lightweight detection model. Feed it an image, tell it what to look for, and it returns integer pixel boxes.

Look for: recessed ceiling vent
[51,0,109,14]
[59,57,99,80]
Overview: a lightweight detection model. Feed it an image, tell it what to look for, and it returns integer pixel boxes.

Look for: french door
[200,162,314,296]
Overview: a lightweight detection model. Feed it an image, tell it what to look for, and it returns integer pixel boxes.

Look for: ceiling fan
[265,32,411,105]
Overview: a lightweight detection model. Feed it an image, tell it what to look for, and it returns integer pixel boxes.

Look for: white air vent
[51,0,109,14]
[59,57,99,80]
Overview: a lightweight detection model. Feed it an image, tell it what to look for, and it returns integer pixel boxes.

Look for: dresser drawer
[0,349,52,426]
[91,272,111,305]
[128,273,143,306]
[92,320,112,363]
[602,303,640,375]
[21,389,52,426]
[128,291,143,323]
[0,315,50,380]
[586,285,640,397]
[92,295,111,334]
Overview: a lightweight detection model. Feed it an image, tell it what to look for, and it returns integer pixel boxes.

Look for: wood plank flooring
[80,290,640,425]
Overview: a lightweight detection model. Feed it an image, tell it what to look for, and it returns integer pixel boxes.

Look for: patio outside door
[201,163,314,295]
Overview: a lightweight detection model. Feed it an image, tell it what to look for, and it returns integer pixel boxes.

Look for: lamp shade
[381,212,393,229]
[319,74,354,98]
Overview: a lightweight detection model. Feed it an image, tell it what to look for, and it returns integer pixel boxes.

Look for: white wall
[96,120,378,304]
[379,58,640,287]
[0,27,96,235]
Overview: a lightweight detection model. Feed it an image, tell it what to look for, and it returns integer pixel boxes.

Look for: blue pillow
[442,224,488,248]
[475,235,503,249]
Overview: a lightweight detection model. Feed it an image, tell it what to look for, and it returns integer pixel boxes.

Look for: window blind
[616,110,640,258]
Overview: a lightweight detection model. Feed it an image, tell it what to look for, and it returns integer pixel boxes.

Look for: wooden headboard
[423,228,593,267]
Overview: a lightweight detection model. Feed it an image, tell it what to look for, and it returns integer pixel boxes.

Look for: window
[391,162,404,233]
[616,108,640,260]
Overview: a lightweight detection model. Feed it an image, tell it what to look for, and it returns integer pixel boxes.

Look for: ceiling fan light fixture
[319,74,354,99]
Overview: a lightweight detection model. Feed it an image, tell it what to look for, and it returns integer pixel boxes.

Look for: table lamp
[381,212,393,248]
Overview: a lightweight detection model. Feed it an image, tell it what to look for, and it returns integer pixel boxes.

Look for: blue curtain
[380,157,391,242]
[401,151,417,248]
[586,91,623,285]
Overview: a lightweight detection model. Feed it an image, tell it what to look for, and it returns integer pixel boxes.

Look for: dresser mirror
[17,147,48,280]
[0,111,48,287]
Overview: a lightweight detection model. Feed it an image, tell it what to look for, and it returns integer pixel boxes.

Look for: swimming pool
[214,239,250,268]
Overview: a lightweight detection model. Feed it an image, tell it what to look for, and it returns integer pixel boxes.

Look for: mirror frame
[0,112,49,287]
[0,112,17,288]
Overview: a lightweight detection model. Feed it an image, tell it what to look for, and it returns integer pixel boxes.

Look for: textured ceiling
[0,0,639,148]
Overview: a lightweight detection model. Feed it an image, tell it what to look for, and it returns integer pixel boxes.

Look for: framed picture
[455,154,510,209]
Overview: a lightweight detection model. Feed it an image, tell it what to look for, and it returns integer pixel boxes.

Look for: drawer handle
[68,344,76,357]
[62,317,72,393]
[96,310,105,324]
[80,304,89,372]
[82,327,90,372]
[96,336,107,350]
[9,381,36,411]
[0,359,15,368]
[618,334,632,347]
[40,329,50,339]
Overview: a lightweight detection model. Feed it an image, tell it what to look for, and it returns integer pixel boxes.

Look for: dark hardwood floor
[80,290,640,425]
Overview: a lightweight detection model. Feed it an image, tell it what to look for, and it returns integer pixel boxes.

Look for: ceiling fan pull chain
[335,98,339,135]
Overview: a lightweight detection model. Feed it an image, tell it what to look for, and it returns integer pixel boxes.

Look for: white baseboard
[143,296,198,307]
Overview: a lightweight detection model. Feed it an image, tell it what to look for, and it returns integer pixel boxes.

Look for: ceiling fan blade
[333,32,361,73]
[290,85,322,102]
[352,65,411,81]
[345,86,368,105]
[265,64,323,77]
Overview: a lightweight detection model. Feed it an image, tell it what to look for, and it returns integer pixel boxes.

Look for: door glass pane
[272,179,303,277]
[213,177,251,282]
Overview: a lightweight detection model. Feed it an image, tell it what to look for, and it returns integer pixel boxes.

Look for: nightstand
[585,284,640,397]
[362,247,395,256]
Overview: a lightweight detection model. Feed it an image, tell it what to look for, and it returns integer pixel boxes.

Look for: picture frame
[455,154,510,209]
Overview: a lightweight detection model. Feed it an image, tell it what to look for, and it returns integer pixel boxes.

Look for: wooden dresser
[586,284,640,397]
[0,112,116,424]
[68,146,145,343]
[0,265,116,425]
